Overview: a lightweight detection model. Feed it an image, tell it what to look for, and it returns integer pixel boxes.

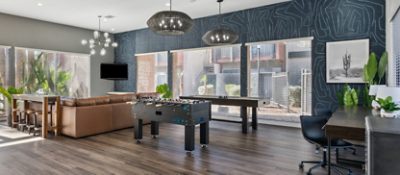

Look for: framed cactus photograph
[326,39,369,83]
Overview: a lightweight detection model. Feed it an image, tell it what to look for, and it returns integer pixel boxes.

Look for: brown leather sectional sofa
[60,93,157,138]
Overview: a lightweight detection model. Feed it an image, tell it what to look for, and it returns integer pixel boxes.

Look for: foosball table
[132,98,211,152]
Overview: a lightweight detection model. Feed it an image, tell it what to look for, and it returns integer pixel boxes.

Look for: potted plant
[156,83,172,99]
[337,84,359,107]
[376,96,400,118]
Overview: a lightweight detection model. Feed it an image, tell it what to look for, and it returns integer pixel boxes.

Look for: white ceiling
[0,0,290,33]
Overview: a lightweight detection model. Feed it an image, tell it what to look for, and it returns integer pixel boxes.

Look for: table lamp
[369,85,386,96]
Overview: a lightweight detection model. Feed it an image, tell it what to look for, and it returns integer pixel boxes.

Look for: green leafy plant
[289,86,301,107]
[362,51,388,108]
[20,52,71,96]
[342,85,358,107]
[363,52,378,85]
[336,88,345,106]
[156,83,172,99]
[377,52,388,84]
[0,86,24,103]
[362,86,372,108]
[224,84,240,96]
[376,96,400,112]
[363,52,388,85]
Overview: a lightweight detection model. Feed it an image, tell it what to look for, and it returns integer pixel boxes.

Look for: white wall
[0,13,114,96]
[386,0,400,86]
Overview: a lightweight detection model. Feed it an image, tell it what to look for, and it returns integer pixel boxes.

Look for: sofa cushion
[109,94,136,103]
[75,98,96,107]
[62,98,76,107]
[122,94,136,102]
[94,96,110,105]
[109,95,125,103]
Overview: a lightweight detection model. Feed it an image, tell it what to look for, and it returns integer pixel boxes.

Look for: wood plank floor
[0,122,363,175]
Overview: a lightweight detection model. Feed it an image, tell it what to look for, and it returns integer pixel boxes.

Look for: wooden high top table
[12,94,61,138]
[180,95,269,133]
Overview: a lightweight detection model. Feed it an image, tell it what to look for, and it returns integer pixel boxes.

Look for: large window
[173,45,241,120]
[15,48,90,97]
[248,39,312,122]
[136,52,168,92]
[0,46,10,123]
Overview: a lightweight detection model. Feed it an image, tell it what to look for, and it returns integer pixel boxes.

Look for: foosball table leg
[200,122,209,148]
[151,121,159,139]
[185,125,195,152]
[134,119,143,142]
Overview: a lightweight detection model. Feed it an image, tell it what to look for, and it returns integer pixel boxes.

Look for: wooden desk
[180,95,268,133]
[12,94,61,138]
[325,107,375,175]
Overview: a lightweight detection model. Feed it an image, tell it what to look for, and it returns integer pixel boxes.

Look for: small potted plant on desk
[376,96,400,118]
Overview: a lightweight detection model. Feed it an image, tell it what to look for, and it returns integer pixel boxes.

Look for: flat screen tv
[100,63,128,80]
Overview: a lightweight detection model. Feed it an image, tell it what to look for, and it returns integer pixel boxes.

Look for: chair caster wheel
[136,140,141,144]
[299,163,304,169]
[201,144,208,148]
[348,170,352,175]
[307,172,312,175]
[152,135,157,139]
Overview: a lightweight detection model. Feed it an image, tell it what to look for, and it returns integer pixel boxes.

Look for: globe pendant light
[147,0,194,35]
[202,0,239,46]
[81,16,118,56]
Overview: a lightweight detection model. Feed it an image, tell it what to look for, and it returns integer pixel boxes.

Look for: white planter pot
[380,109,400,118]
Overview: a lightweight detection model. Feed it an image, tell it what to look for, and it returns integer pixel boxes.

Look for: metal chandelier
[147,0,194,35]
[202,0,239,46]
[81,16,118,56]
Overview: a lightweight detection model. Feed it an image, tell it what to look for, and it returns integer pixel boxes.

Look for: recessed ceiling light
[165,2,171,7]
[111,28,115,32]
[37,2,43,7]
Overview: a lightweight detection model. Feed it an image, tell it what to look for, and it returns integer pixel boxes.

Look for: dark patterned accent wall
[114,0,385,114]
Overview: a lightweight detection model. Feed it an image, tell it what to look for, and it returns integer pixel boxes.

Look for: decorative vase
[380,109,400,118]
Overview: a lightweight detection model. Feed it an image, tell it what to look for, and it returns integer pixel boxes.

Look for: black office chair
[299,112,353,175]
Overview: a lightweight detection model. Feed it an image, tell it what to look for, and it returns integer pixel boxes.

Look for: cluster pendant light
[81,16,118,56]
[202,0,238,46]
[147,0,194,35]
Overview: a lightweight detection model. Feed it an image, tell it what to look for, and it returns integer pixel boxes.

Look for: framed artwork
[326,39,369,83]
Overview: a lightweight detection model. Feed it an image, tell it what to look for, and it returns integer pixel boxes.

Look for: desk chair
[299,113,353,175]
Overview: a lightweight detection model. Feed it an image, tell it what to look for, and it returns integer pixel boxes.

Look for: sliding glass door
[172,45,241,120]
[0,46,10,125]
[248,39,312,123]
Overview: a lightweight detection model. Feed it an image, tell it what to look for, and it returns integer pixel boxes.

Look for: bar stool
[19,109,34,132]
[12,108,21,128]
[26,111,42,136]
